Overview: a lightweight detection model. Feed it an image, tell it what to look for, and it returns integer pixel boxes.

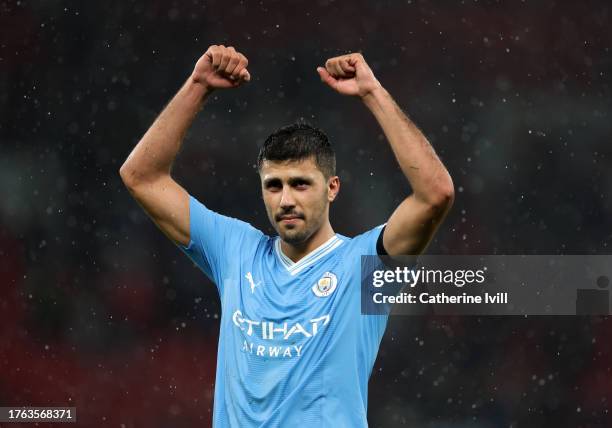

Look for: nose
[279,185,296,209]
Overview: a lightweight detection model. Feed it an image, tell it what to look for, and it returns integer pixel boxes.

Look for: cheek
[305,191,327,215]
[262,194,276,213]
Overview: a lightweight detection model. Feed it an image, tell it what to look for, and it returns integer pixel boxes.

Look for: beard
[274,211,311,244]
[271,208,323,245]
[265,192,329,245]
[279,223,312,245]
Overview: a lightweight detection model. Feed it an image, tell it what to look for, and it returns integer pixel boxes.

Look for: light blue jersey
[180,195,389,427]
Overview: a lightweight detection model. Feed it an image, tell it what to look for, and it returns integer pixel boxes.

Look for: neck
[280,222,335,263]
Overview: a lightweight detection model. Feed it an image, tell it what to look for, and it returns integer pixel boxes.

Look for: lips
[280,217,301,224]
[277,214,303,224]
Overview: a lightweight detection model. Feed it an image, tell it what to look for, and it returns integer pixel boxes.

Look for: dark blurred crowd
[1,0,611,426]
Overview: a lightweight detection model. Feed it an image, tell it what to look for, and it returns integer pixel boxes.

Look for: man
[120,45,454,427]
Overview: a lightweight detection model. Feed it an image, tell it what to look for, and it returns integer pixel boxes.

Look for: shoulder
[188,194,269,246]
[338,224,386,256]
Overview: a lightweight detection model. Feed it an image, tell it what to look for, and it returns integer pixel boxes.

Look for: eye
[264,179,282,192]
[291,179,311,190]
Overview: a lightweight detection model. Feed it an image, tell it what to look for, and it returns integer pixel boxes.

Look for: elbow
[119,162,141,191]
[119,161,167,194]
[438,190,455,213]
[438,181,455,206]
[429,178,455,212]
[119,163,132,187]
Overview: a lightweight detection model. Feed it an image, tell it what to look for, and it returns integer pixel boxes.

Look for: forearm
[362,87,454,204]
[120,77,211,186]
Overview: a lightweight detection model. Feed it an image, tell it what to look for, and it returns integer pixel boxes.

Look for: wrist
[361,85,387,106]
[188,74,214,99]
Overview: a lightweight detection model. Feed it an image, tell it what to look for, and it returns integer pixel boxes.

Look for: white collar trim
[275,234,343,276]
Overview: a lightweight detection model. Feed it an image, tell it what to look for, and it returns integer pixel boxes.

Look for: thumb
[317,66,337,88]
[239,69,251,82]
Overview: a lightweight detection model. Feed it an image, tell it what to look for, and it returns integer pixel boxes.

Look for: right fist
[191,45,250,90]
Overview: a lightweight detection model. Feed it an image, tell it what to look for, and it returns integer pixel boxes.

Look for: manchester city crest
[312,272,338,297]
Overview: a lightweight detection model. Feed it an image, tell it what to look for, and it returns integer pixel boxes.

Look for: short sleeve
[348,225,392,358]
[178,195,263,295]
[351,224,386,255]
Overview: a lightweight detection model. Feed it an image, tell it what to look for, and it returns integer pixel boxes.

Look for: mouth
[280,217,301,224]
[277,215,304,225]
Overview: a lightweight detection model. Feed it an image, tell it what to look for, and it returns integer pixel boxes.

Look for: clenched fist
[191,45,251,90]
[317,53,382,98]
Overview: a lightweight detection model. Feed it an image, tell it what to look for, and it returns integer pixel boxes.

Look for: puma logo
[245,272,262,294]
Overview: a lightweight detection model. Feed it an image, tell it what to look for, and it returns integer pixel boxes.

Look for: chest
[221,249,360,326]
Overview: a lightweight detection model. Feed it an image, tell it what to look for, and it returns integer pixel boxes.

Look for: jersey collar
[274,234,344,276]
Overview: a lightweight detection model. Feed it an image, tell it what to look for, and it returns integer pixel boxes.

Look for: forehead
[259,158,324,180]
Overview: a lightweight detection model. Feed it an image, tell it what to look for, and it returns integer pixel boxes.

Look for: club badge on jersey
[312,271,338,297]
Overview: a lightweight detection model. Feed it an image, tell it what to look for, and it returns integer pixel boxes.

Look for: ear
[327,176,340,202]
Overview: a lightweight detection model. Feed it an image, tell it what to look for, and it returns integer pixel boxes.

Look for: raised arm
[119,45,250,246]
[317,53,454,256]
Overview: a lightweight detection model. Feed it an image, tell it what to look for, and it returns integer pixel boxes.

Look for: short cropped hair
[257,123,336,178]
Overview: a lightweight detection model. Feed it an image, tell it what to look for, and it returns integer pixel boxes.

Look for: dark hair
[257,122,336,178]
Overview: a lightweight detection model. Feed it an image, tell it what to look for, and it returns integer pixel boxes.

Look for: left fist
[317,53,382,97]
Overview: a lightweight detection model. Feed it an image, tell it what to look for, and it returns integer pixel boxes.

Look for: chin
[279,228,310,245]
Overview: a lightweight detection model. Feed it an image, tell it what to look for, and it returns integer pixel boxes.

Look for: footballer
[120,45,454,427]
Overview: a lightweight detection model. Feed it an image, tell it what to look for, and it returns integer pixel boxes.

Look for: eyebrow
[263,176,313,187]
[263,177,282,187]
